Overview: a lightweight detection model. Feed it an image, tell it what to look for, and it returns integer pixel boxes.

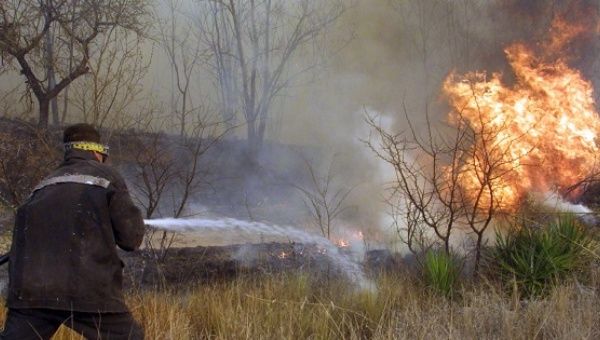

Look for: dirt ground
[143,229,293,248]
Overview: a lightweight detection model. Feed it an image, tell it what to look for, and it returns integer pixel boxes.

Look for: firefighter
[0,124,145,339]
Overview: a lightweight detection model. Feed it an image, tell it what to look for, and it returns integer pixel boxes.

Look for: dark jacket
[7,149,144,312]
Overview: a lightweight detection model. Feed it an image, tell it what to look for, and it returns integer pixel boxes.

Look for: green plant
[489,215,593,298]
[423,250,461,298]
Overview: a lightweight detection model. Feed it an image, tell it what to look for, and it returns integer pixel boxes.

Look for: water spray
[144,217,374,291]
[538,191,597,225]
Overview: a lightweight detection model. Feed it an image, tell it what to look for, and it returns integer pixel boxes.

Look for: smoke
[277,0,498,238]
[274,0,600,237]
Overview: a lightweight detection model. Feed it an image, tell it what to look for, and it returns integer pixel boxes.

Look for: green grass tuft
[423,250,461,298]
[488,214,593,298]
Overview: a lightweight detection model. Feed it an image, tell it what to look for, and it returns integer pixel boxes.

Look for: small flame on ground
[336,240,350,248]
[335,230,364,248]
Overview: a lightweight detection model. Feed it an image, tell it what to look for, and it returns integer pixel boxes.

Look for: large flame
[443,19,600,210]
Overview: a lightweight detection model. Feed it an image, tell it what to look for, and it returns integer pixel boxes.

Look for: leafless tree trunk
[157,0,205,136]
[200,1,239,129]
[196,0,344,161]
[43,23,59,125]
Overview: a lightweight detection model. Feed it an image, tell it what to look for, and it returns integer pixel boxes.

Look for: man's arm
[108,176,145,251]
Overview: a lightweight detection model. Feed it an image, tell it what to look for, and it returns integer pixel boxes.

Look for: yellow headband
[65,141,110,155]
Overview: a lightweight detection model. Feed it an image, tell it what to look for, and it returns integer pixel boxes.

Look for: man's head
[63,123,109,163]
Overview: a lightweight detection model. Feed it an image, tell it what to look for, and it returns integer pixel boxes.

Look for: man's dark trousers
[0,308,144,339]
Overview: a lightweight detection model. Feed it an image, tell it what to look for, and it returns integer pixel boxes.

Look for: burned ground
[121,243,403,290]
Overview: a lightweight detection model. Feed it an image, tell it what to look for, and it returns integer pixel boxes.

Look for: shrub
[0,120,60,211]
[488,215,593,298]
[423,250,461,298]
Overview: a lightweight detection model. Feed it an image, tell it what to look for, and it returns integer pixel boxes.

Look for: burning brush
[443,16,600,213]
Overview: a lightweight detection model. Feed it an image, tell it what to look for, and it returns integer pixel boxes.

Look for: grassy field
[7,269,599,340]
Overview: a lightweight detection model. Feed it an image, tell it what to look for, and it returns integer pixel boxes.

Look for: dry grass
[3,271,597,339]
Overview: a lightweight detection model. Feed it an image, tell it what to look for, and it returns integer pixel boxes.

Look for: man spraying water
[1,124,145,339]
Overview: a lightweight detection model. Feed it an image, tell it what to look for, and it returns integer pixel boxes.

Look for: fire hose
[0,253,8,266]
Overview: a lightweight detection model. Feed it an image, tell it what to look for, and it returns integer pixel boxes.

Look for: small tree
[366,108,466,256]
[293,154,353,240]
[123,110,230,261]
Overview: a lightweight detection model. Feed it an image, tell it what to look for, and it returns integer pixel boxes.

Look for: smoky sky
[282,0,600,143]
[273,0,600,232]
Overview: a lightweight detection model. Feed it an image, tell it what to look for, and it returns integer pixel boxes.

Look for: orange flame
[443,18,600,210]
[334,231,363,248]
[336,239,350,248]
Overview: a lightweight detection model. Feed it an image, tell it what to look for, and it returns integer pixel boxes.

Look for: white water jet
[144,217,374,291]
[541,192,591,214]
[535,191,596,225]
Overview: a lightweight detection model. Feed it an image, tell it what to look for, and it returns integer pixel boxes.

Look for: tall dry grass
[4,270,597,339]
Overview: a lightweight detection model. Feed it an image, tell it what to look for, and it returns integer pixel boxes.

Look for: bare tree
[196,0,345,160]
[0,0,149,128]
[121,109,231,260]
[454,102,532,273]
[366,109,466,256]
[169,111,232,218]
[386,193,431,257]
[69,27,150,129]
[367,95,528,273]
[43,21,59,124]
[197,1,238,130]
[293,154,353,240]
